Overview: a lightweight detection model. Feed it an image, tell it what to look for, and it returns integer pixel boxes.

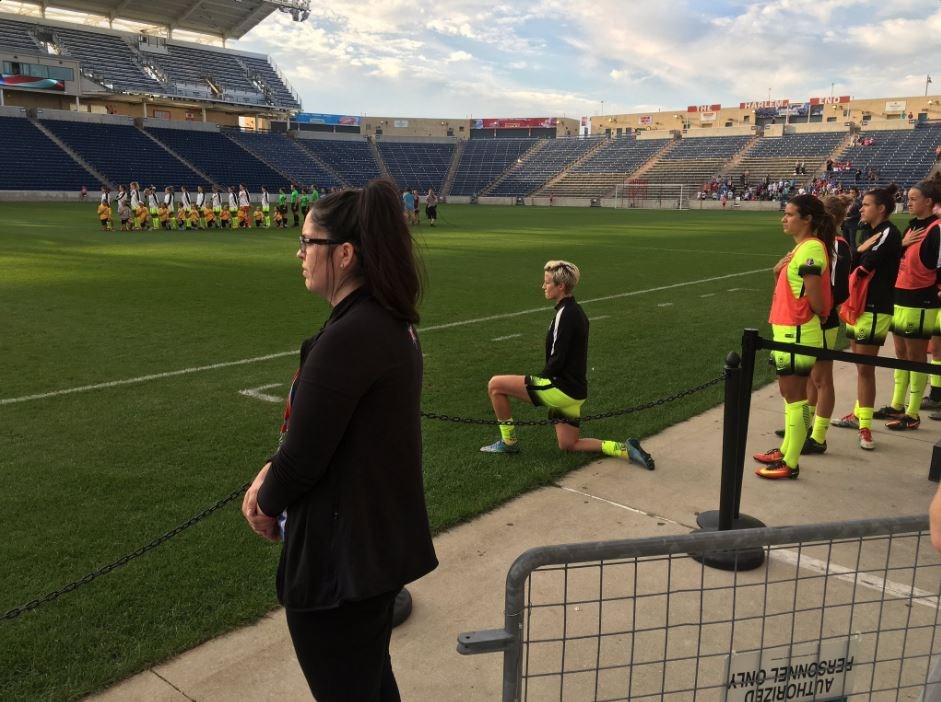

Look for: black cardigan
[258,287,438,610]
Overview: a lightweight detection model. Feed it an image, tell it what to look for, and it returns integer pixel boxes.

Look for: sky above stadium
[234,0,938,119]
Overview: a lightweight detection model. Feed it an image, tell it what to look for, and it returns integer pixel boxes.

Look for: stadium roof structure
[10,0,309,41]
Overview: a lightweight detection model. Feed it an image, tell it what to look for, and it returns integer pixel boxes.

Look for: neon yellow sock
[265,215,271,228]
[783,400,807,468]
[858,406,873,430]
[498,420,517,444]
[891,369,908,409]
[779,400,790,456]
[602,440,626,458]
[931,360,941,390]
[806,404,815,430]
[908,372,928,417]
[811,416,830,444]
[853,399,860,416]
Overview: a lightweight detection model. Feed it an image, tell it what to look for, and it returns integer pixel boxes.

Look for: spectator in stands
[238,183,251,227]
[290,183,300,227]
[855,168,862,183]
[260,185,271,228]
[881,181,941,432]
[402,188,415,224]
[794,161,801,176]
[754,195,833,480]
[480,259,655,471]
[935,145,941,161]
[425,189,438,225]
[241,179,437,701]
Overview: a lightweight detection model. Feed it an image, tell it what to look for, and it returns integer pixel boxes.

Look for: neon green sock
[498,420,517,444]
[783,400,807,469]
[932,360,941,390]
[858,406,874,430]
[602,440,626,458]
[854,399,860,415]
[891,369,908,409]
[908,372,928,417]
[806,404,815,430]
[811,416,830,444]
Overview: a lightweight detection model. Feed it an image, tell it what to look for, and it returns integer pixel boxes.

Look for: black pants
[285,590,400,701]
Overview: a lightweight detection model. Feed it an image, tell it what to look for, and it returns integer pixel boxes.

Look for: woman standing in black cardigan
[242,179,437,701]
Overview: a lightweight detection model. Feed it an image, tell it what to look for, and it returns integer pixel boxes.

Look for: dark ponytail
[789,193,835,253]
[310,178,424,323]
[912,179,941,205]
[866,183,898,217]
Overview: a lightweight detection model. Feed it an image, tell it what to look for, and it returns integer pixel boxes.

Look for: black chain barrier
[2,373,724,622]
[420,373,726,426]
[1,481,251,622]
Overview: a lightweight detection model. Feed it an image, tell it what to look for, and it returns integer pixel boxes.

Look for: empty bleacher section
[146,127,285,190]
[729,132,847,184]
[488,137,603,196]
[641,135,752,191]
[829,125,941,189]
[40,117,203,188]
[535,136,672,197]
[225,131,341,189]
[0,115,95,190]
[0,17,43,51]
[0,17,298,109]
[53,27,165,94]
[297,139,382,188]
[378,141,454,192]
[448,138,536,196]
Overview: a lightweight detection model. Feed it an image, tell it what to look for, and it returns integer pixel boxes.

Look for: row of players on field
[95,182,327,231]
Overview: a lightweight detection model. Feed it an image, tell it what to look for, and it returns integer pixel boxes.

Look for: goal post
[614,181,689,210]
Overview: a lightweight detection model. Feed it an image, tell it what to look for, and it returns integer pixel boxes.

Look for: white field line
[492,333,523,341]
[588,315,610,321]
[657,303,674,308]
[770,548,939,611]
[1,267,768,406]
[237,384,283,403]
[560,486,938,610]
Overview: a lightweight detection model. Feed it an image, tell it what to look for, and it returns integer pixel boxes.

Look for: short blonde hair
[544,260,580,292]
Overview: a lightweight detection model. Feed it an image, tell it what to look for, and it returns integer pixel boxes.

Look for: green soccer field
[1,201,788,700]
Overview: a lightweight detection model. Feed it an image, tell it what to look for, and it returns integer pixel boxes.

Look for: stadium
[1,1,940,700]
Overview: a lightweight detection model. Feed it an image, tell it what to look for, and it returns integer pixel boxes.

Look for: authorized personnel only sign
[724,637,858,702]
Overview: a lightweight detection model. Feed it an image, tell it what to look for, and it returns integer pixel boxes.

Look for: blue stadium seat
[829,125,941,189]
[40,119,203,188]
[450,139,536,195]
[225,131,342,189]
[0,116,95,190]
[296,139,382,188]
[377,142,454,192]
[489,138,603,196]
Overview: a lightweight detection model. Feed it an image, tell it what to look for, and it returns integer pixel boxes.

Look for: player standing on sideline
[261,185,271,228]
[211,185,222,224]
[831,185,903,448]
[99,184,110,206]
[882,181,941,431]
[480,260,655,469]
[798,195,853,454]
[147,186,159,230]
[195,185,206,229]
[115,184,128,212]
[129,181,141,230]
[300,186,310,222]
[163,186,176,229]
[180,185,193,219]
[309,184,319,206]
[227,186,238,226]
[753,195,832,480]
[425,188,438,226]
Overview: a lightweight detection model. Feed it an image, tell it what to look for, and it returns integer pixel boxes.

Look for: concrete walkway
[88,361,940,701]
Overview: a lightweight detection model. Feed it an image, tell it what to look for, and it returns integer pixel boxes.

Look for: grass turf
[1,201,795,700]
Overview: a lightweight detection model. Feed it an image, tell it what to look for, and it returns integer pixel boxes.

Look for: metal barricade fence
[459,515,940,702]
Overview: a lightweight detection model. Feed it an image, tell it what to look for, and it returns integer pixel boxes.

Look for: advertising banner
[700,111,717,123]
[471,117,558,129]
[740,99,790,110]
[688,104,721,112]
[393,119,409,128]
[809,96,850,105]
[885,100,906,113]
[294,112,362,126]
[0,74,65,91]
[638,115,652,126]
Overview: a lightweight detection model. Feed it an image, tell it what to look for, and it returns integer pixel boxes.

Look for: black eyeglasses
[298,236,335,253]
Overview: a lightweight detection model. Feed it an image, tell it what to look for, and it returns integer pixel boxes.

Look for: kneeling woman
[481,260,654,470]
[754,195,833,480]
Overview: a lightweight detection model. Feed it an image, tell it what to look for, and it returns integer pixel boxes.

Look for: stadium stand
[239,55,301,110]
[448,138,537,196]
[728,132,848,184]
[0,16,45,52]
[641,135,753,191]
[377,141,454,192]
[0,115,96,190]
[535,136,672,197]
[40,118,204,188]
[296,139,382,188]
[829,125,941,189]
[52,26,165,94]
[146,126,286,190]
[487,137,603,196]
[224,131,342,189]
